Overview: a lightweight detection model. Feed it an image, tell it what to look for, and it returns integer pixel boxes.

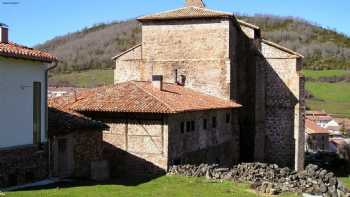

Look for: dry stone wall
[0,145,48,188]
[168,163,350,196]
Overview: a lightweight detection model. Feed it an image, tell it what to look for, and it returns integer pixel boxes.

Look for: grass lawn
[306,81,350,118]
[340,177,350,189]
[306,82,350,103]
[5,176,298,197]
[303,69,350,79]
[49,69,114,88]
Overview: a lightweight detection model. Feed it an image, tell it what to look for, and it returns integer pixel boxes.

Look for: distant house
[306,111,341,136]
[0,24,57,187]
[329,138,347,153]
[305,119,330,152]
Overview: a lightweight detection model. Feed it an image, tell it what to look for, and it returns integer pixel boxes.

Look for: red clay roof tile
[305,119,329,134]
[70,81,241,114]
[137,6,233,21]
[0,42,57,63]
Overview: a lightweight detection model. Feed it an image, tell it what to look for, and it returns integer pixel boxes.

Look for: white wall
[0,57,47,148]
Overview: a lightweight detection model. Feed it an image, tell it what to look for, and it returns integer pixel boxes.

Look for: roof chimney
[0,23,9,44]
[185,0,205,8]
[152,75,163,90]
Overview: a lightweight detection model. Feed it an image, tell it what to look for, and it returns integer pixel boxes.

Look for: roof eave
[262,39,304,58]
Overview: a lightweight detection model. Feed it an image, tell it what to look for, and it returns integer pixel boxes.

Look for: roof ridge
[137,6,233,21]
[262,39,304,58]
[237,19,260,30]
[130,81,176,113]
[112,44,141,60]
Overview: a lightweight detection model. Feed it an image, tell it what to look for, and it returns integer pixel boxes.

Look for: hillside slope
[37,15,350,73]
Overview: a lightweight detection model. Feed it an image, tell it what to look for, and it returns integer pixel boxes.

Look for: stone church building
[112,0,305,170]
[48,0,305,178]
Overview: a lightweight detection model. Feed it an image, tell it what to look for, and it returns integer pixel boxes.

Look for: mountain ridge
[36,14,350,73]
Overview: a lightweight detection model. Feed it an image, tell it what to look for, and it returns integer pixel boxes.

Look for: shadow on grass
[14,174,165,192]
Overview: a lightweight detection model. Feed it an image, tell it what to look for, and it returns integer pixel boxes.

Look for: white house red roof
[305,120,329,134]
[0,42,57,63]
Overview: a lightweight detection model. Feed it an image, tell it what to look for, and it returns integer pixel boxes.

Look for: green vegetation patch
[49,69,114,88]
[339,177,350,189]
[306,81,350,118]
[306,82,350,103]
[6,176,297,197]
[306,100,350,118]
[303,70,350,80]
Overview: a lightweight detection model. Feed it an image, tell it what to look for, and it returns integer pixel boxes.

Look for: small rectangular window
[212,117,217,128]
[226,113,231,123]
[186,121,191,132]
[181,122,185,134]
[191,121,195,131]
[33,82,41,145]
[203,119,207,130]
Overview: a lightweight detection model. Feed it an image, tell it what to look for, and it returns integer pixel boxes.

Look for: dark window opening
[25,171,35,182]
[215,158,220,165]
[212,117,217,128]
[8,174,17,186]
[173,158,181,165]
[186,121,191,132]
[33,81,41,145]
[58,138,67,153]
[203,119,207,130]
[180,122,185,134]
[226,113,231,123]
[191,120,195,131]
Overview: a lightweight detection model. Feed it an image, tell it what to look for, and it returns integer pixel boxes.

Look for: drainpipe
[45,60,58,177]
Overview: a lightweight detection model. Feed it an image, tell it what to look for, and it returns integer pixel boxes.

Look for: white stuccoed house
[0,23,57,187]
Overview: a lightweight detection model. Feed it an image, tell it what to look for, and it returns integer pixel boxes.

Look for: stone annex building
[48,0,305,179]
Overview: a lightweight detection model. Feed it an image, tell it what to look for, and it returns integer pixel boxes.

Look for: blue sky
[1,0,349,46]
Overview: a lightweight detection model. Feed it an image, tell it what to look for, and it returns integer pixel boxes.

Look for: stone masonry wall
[0,145,48,188]
[50,130,103,179]
[262,42,304,170]
[102,117,168,176]
[141,19,232,100]
[167,109,240,167]
[72,130,103,178]
[114,45,143,84]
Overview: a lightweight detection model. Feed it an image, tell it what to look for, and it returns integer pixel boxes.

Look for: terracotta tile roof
[48,94,107,136]
[0,42,57,63]
[185,0,205,8]
[306,115,333,122]
[70,81,241,114]
[305,119,329,135]
[137,6,233,21]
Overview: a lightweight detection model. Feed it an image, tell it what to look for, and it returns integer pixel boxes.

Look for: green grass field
[49,69,114,88]
[303,69,350,79]
[304,70,350,118]
[340,177,350,189]
[5,176,297,197]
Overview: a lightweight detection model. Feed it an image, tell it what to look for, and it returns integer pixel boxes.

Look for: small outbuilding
[68,78,242,176]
